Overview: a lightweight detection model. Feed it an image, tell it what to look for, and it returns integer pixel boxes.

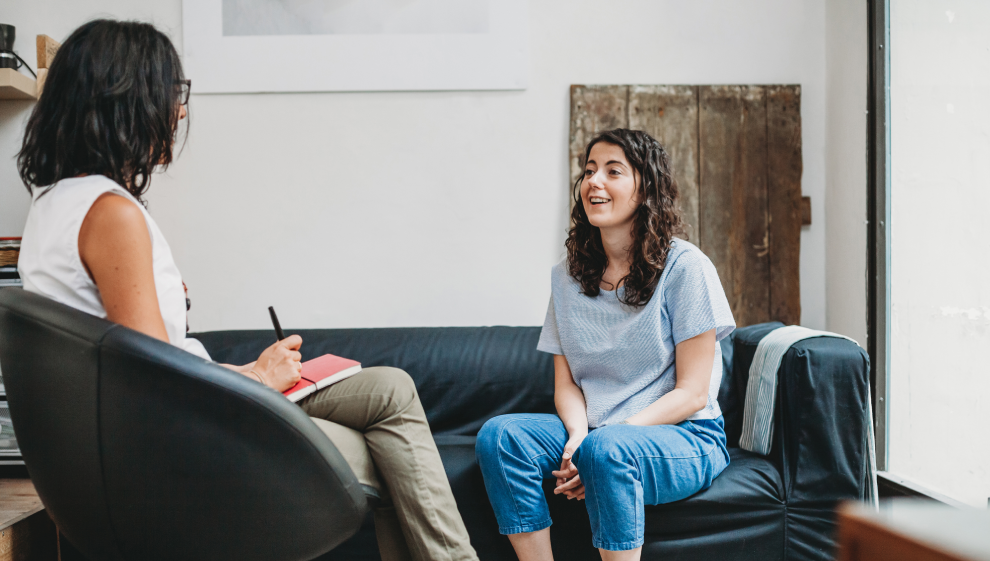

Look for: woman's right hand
[552,432,587,500]
[252,335,303,392]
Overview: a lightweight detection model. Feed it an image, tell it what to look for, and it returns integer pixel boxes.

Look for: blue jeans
[475,414,729,551]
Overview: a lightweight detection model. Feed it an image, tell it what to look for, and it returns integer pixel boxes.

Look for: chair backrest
[0,289,367,561]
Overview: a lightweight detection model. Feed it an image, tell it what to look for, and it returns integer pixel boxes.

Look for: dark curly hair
[565,128,686,307]
[17,19,187,202]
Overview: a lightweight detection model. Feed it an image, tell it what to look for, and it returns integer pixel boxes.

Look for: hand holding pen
[248,306,302,391]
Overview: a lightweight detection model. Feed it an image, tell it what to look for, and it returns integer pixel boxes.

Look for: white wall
[0,0,827,332]
[824,0,868,346]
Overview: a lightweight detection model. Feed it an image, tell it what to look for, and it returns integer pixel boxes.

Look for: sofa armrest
[775,336,872,506]
[726,324,872,506]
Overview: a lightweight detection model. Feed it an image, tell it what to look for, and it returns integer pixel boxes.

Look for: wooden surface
[34,35,60,99]
[0,480,43,531]
[0,510,56,561]
[569,84,804,326]
[0,480,56,561]
[766,85,803,325]
[837,500,990,561]
[568,85,629,202]
[0,69,37,101]
[36,68,48,99]
[699,85,770,328]
[629,85,701,238]
[35,36,60,70]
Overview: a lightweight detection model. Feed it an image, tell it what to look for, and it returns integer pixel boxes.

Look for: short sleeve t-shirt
[537,239,735,427]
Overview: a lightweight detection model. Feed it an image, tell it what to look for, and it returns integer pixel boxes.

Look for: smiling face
[581,141,641,233]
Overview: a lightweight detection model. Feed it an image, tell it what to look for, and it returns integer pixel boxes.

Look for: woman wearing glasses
[16,19,477,561]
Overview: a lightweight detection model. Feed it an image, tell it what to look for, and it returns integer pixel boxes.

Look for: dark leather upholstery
[0,284,869,561]
[0,289,369,561]
[195,322,871,561]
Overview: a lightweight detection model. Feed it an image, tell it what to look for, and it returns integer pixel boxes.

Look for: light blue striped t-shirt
[537,239,735,427]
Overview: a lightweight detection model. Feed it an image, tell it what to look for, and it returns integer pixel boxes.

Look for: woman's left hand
[553,472,585,500]
[552,433,587,500]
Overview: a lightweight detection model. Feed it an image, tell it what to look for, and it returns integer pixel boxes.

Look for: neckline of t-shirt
[599,285,625,295]
[593,239,690,295]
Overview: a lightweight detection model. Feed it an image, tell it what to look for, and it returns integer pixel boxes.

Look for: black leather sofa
[196,322,872,561]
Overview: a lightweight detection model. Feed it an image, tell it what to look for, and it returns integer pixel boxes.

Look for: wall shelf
[0,68,37,100]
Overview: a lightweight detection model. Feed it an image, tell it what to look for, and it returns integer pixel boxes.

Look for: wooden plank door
[698,85,770,327]
[629,85,701,239]
[569,84,803,326]
[766,86,803,325]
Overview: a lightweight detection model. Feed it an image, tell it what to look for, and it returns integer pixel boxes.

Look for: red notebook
[282,354,362,402]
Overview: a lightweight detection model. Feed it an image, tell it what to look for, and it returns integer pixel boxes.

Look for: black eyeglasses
[177,79,191,106]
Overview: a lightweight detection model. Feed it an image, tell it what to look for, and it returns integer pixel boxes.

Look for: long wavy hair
[17,19,187,202]
[565,128,686,307]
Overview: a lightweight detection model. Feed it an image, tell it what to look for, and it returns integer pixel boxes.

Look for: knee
[476,415,528,465]
[476,415,511,462]
[574,427,628,473]
[364,367,418,412]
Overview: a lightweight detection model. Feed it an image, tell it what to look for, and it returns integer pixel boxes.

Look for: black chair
[0,288,369,561]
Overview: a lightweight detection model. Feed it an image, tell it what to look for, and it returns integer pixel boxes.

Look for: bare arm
[552,354,589,500]
[79,193,169,341]
[624,329,716,426]
[78,193,302,391]
[554,354,589,439]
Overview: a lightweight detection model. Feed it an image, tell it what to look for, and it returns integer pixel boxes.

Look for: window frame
[866,0,890,474]
[866,0,974,507]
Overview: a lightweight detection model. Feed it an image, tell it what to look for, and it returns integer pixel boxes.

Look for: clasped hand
[552,433,586,500]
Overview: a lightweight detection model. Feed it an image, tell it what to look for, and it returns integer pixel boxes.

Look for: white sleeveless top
[18,175,211,361]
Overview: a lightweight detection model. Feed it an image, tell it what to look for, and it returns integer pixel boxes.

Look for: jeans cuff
[592,537,644,551]
[498,518,553,536]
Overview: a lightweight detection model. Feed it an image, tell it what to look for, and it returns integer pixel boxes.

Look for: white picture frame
[181,0,529,93]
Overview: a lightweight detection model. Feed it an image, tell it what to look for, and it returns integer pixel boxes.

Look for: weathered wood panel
[699,85,770,327]
[629,85,701,240]
[767,85,803,325]
[569,85,629,199]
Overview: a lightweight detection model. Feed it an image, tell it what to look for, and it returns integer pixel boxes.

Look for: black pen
[269,306,286,341]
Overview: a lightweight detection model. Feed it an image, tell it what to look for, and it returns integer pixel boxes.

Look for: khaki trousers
[299,366,478,561]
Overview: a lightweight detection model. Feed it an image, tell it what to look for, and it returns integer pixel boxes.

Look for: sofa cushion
[641,448,785,559]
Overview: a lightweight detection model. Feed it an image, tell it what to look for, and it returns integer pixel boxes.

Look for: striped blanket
[738,325,878,507]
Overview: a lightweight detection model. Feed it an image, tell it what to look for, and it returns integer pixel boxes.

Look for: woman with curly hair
[476,129,735,561]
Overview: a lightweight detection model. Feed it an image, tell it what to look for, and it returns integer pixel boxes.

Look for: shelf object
[36,35,58,69]
[0,34,60,101]
[0,67,36,100]
[35,34,59,96]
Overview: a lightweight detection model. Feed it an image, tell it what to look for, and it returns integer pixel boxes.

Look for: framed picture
[182,0,529,93]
